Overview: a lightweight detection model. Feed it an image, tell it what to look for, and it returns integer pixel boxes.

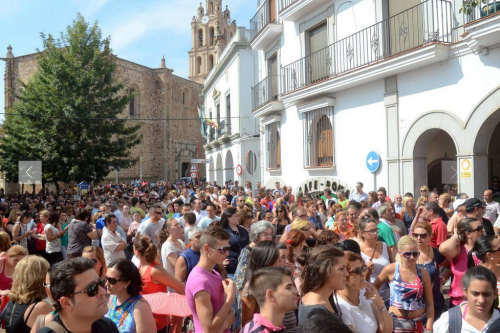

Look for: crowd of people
[0,180,498,332]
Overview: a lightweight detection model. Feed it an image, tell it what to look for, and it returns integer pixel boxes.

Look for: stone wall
[3,49,203,184]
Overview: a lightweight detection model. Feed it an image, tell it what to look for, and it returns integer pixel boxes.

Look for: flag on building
[197,104,207,139]
[206,118,219,129]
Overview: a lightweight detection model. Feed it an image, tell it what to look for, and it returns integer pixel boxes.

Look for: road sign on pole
[366,151,381,173]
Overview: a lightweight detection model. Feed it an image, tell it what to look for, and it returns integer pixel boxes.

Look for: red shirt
[430,217,447,248]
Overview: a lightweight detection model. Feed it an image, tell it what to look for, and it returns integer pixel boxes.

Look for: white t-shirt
[137,218,165,246]
[433,305,500,333]
[161,239,186,275]
[337,292,378,333]
[101,227,126,266]
[44,224,61,253]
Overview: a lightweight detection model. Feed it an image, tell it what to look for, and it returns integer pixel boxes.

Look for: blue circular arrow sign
[366,151,381,173]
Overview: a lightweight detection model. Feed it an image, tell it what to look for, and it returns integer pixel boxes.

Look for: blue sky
[0,0,256,121]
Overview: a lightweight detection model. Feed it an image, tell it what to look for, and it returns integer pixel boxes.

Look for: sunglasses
[413,233,427,239]
[349,266,367,275]
[402,251,420,259]
[105,277,123,285]
[73,278,106,297]
[211,246,231,254]
[469,225,484,233]
[363,229,378,234]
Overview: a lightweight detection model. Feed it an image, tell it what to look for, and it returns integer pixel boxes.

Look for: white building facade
[203,27,261,186]
[249,0,500,197]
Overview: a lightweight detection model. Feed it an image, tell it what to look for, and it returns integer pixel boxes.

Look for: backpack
[448,305,462,333]
[449,306,500,333]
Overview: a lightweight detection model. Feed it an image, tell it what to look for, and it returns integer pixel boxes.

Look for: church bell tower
[188,1,236,85]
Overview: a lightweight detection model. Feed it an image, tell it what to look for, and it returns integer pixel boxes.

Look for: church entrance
[181,162,190,178]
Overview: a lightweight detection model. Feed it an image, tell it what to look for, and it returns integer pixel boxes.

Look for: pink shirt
[242,313,286,333]
[185,266,229,333]
[450,245,468,305]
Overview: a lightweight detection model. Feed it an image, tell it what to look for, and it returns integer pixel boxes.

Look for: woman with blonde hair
[401,196,416,230]
[0,245,28,294]
[82,245,107,278]
[0,231,11,254]
[1,255,52,333]
[375,236,434,333]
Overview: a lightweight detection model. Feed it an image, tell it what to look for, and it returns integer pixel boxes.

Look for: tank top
[140,264,166,330]
[450,245,469,305]
[0,259,12,290]
[106,295,142,333]
[1,301,38,333]
[180,248,200,277]
[361,242,390,302]
[389,263,425,311]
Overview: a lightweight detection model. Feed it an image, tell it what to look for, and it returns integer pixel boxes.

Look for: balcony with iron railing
[280,0,453,95]
[252,75,280,111]
[278,0,332,21]
[462,0,500,24]
[249,0,283,50]
[459,0,500,54]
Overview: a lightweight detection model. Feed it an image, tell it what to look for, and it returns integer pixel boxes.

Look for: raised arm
[438,234,460,262]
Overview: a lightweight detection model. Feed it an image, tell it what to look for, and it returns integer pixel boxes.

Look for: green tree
[0,14,141,186]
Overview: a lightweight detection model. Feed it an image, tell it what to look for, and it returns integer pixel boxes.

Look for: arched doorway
[413,129,457,193]
[216,154,223,186]
[225,151,234,184]
[473,107,500,196]
[488,121,500,194]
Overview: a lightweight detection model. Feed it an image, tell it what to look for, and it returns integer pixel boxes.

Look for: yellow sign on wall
[460,158,472,178]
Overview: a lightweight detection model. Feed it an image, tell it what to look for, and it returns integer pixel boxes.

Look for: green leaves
[0,14,141,184]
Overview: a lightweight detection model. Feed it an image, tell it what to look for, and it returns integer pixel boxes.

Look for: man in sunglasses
[136,203,165,246]
[464,198,495,237]
[38,257,118,333]
[186,226,235,333]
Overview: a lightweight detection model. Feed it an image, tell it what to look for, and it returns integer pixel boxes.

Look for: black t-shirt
[37,314,118,333]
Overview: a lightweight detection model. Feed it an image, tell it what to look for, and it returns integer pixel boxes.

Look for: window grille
[303,107,334,167]
[266,122,281,169]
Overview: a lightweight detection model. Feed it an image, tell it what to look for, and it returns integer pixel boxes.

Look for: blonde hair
[0,232,11,252]
[9,255,49,303]
[395,235,418,262]
[6,245,28,257]
[39,210,50,218]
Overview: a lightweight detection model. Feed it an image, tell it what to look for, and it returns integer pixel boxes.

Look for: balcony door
[269,0,276,22]
[307,22,328,84]
[388,0,423,55]
[267,55,278,100]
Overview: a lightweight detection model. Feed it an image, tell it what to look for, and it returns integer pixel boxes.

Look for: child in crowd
[242,266,298,333]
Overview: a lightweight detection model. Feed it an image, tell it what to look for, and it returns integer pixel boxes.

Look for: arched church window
[198,29,204,47]
[196,57,202,74]
[208,55,214,71]
[210,27,215,45]
[128,88,139,118]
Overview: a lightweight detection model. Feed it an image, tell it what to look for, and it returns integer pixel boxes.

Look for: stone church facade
[3,45,204,183]
[189,0,236,84]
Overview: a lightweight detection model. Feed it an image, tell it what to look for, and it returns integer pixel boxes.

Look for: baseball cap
[453,198,467,211]
[464,198,486,212]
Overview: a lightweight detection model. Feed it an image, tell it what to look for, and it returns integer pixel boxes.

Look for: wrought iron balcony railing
[280,0,452,95]
[462,0,500,24]
[278,0,298,12]
[252,75,280,110]
[249,0,274,41]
